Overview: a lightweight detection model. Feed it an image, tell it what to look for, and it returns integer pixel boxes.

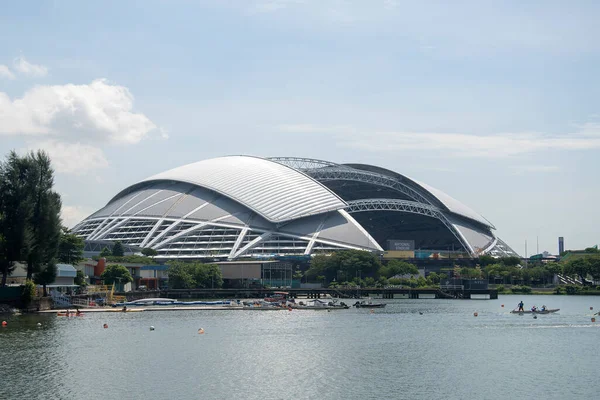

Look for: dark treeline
[0,150,83,296]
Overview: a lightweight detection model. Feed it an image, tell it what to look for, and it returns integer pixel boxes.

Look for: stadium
[72,156,518,260]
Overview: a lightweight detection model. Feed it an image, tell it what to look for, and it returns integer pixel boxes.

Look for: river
[1,295,598,400]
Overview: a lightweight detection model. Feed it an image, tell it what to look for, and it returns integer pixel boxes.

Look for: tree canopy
[58,227,85,265]
[34,262,57,297]
[99,247,111,257]
[305,250,381,284]
[167,261,223,289]
[379,259,419,278]
[111,241,125,257]
[101,264,133,285]
[141,248,158,257]
[0,150,62,286]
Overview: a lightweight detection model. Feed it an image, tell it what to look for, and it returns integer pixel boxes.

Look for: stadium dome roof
[110,155,348,224]
[74,155,518,260]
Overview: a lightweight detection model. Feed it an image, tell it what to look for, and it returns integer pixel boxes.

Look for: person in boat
[541,305,546,312]
[518,301,524,312]
[76,309,81,316]
[122,305,127,312]
[531,305,537,312]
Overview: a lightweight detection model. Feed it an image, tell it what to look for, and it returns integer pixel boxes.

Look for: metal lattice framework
[345,199,474,255]
[270,157,435,207]
[271,157,475,255]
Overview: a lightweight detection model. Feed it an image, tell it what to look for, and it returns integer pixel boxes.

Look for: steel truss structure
[345,199,474,255]
[74,155,520,260]
[271,157,477,256]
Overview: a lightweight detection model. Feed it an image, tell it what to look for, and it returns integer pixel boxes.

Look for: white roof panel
[134,156,347,223]
[411,179,495,229]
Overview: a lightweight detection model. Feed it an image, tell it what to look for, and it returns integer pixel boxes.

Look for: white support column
[304,216,327,255]
[228,228,249,259]
[233,232,272,259]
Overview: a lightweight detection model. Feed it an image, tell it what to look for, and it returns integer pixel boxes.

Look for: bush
[496,285,505,293]
[554,286,563,295]
[511,285,532,294]
[565,285,579,295]
[21,280,36,307]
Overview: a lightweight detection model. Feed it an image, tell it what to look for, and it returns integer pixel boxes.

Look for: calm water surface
[1,295,598,400]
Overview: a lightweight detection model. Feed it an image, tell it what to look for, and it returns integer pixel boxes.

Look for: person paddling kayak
[517,301,524,312]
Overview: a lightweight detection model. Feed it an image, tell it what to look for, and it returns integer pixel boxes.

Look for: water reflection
[2,295,599,400]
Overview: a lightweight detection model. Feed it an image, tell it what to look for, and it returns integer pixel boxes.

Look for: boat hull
[510,309,559,314]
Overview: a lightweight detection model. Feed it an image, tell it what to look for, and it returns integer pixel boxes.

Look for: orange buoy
[1,321,7,327]
[198,328,205,334]
[590,307,594,310]
[103,323,108,329]
[474,312,478,317]
[592,318,596,323]
[370,309,374,313]
[501,304,504,308]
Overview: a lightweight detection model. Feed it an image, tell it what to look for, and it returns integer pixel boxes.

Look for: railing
[50,291,73,307]
[440,285,464,291]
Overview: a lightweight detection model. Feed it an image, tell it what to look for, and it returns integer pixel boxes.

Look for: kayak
[510,309,559,314]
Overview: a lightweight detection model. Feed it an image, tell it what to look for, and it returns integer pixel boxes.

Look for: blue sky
[1,0,599,255]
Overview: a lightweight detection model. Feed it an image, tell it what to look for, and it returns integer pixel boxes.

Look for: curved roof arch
[108,156,348,224]
[344,163,494,229]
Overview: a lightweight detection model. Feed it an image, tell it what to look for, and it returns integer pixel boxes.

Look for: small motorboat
[510,308,559,314]
[353,301,386,308]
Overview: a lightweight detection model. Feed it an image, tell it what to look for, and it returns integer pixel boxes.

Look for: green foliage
[477,254,496,266]
[34,262,57,297]
[99,247,111,257]
[100,264,133,285]
[496,285,505,293]
[379,259,419,278]
[305,250,381,285]
[0,150,62,286]
[141,248,158,257]
[75,270,86,286]
[21,279,36,306]
[501,256,522,267]
[167,261,223,289]
[510,285,532,294]
[111,241,125,257]
[553,286,563,295]
[57,227,85,265]
[564,285,579,295]
[584,247,600,254]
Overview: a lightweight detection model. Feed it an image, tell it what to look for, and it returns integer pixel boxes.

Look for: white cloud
[13,56,48,77]
[278,123,600,157]
[0,79,157,144]
[26,140,109,175]
[61,205,95,228]
[0,65,15,79]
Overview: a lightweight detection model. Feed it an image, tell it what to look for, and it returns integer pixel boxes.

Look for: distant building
[559,237,564,254]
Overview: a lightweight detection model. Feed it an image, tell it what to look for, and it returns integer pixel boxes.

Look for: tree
[57,227,84,265]
[0,152,34,286]
[74,269,86,286]
[141,248,158,258]
[564,258,590,284]
[101,264,133,285]
[380,259,419,278]
[111,241,125,257]
[25,151,62,280]
[167,261,223,289]
[34,262,57,297]
[99,247,111,257]
[305,250,381,284]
